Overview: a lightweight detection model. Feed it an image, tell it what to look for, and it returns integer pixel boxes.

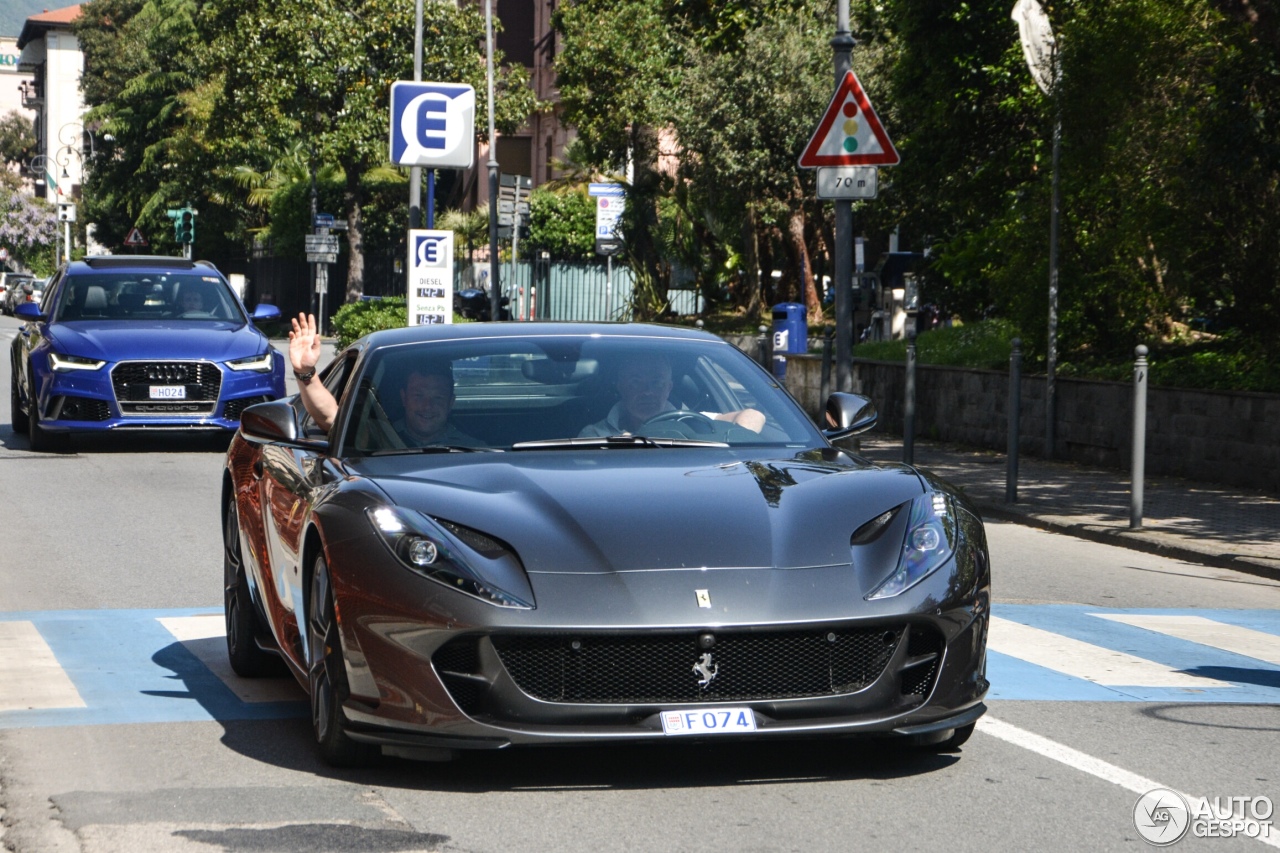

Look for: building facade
[16,4,86,204]
[1,36,37,128]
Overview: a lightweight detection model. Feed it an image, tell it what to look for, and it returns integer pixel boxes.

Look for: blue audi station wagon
[10,256,285,451]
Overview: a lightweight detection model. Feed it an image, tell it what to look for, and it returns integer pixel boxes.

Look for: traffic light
[178,209,196,244]
[166,207,196,244]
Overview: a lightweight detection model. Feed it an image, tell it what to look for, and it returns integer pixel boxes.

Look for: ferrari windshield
[52,272,246,323]
[342,334,824,453]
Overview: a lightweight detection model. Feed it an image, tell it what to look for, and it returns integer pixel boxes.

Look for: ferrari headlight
[866,491,959,600]
[226,352,274,372]
[49,353,106,372]
[365,506,533,609]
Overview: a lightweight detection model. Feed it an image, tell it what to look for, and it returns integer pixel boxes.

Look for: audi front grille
[111,360,222,416]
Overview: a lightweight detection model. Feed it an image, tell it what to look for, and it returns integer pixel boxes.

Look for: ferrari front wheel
[223,493,280,677]
[307,554,376,767]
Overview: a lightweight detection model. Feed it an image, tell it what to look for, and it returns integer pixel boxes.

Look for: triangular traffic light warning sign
[798,71,900,168]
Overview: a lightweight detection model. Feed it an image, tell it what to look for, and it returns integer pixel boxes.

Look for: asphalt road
[2,315,1279,853]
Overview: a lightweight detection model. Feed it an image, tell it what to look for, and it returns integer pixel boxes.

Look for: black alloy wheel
[223,493,281,677]
[307,554,376,766]
[10,360,28,434]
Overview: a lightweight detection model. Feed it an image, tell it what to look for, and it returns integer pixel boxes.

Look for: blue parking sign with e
[414,234,449,267]
[390,82,476,169]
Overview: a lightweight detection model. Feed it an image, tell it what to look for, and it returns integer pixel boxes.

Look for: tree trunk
[343,164,365,303]
[741,205,762,318]
[626,123,667,320]
[790,177,822,323]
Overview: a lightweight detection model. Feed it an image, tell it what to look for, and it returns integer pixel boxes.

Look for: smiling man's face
[616,358,672,428]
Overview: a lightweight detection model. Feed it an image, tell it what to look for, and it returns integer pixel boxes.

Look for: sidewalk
[856,436,1280,581]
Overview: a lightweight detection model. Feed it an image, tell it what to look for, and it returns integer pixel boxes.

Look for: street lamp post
[53,123,94,263]
[26,153,61,265]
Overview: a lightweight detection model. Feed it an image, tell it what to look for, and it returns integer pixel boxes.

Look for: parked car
[1,272,36,315]
[10,256,285,451]
[223,321,991,765]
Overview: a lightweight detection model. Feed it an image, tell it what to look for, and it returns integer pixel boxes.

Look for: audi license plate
[149,385,187,400]
[660,707,757,736]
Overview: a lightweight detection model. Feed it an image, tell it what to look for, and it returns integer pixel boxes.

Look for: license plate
[660,707,757,736]
[149,385,187,400]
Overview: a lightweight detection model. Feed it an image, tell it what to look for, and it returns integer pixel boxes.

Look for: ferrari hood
[360,450,925,574]
[49,321,266,362]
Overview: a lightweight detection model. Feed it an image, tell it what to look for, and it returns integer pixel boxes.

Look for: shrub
[330,298,408,348]
[329,298,474,349]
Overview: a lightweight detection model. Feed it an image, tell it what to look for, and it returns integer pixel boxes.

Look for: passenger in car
[178,289,204,313]
[288,312,482,447]
[579,354,766,437]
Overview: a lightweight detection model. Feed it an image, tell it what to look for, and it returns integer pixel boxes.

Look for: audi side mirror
[251,304,281,322]
[14,302,44,321]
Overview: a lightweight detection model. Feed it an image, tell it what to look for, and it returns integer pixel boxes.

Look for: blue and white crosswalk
[0,605,1278,729]
[0,608,304,729]
[990,605,1280,703]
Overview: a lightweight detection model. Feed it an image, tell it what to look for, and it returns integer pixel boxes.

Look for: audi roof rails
[83,256,197,269]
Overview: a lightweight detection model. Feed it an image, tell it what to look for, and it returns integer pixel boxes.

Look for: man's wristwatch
[293,368,316,382]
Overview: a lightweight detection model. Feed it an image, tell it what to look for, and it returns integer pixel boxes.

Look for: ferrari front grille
[899,625,944,697]
[491,627,903,704]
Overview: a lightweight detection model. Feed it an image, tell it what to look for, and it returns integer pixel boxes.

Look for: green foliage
[849,320,1280,393]
[525,186,595,260]
[330,297,408,349]
[853,320,1019,370]
[0,111,36,167]
[330,298,473,349]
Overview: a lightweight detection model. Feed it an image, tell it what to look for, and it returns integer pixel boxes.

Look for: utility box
[770,302,807,378]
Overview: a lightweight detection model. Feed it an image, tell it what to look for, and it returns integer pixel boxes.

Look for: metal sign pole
[832,0,854,392]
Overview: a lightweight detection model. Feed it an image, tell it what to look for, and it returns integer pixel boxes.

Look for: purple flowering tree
[0,183,57,275]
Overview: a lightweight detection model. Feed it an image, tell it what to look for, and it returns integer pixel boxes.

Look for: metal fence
[456,258,702,322]
[246,246,702,325]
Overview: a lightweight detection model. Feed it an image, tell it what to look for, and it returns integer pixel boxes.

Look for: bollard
[1006,338,1022,503]
[820,330,834,405]
[904,330,916,465]
[758,325,771,371]
[1130,345,1148,528]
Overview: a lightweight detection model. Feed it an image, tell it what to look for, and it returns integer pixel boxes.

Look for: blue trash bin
[770,302,807,378]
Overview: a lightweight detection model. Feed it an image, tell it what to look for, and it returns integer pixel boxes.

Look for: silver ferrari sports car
[223,322,990,765]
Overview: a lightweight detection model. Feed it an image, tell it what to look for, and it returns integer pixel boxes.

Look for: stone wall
[775,352,1280,494]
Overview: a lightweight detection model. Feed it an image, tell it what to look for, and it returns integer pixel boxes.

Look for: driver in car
[177,289,204,313]
[579,354,765,437]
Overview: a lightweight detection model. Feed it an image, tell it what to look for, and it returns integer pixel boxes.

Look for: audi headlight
[226,351,274,372]
[365,506,533,609]
[866,491,959,600]
[49,353,106,372]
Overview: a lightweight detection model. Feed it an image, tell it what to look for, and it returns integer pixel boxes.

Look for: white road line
[988,616,1232,687]
[0,621,86,711]
[1092,614,1280,667]
[157,615,303,703]
[977,716,1279,848]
